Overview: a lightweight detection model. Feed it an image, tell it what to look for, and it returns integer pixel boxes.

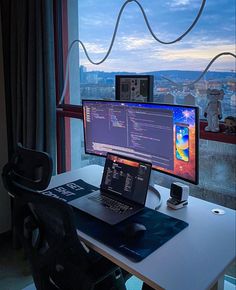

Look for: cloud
[168,0,191,6]
[80,35,156,55]
[147,42,236,71]
[166,0,192,10]
[80,15,113,27]
[152,41,235,61]
[81,42,108,54]
[165,0,202,11]
[116,36,155,50]
[80,31,235,69]
[81,57,135,72]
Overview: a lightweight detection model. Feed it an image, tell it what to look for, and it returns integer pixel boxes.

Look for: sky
[78,0,236,72]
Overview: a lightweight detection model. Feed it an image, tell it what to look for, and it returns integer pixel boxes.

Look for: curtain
[0,0,56,173]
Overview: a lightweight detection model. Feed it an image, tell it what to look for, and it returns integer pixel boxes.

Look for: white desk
[50,165,236,290]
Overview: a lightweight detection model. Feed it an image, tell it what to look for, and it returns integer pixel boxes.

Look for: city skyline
[78,0,236,73]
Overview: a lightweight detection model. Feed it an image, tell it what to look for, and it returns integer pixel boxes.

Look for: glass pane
[64,0,236,210]
[69,0,236,113]
[66,118,104,171]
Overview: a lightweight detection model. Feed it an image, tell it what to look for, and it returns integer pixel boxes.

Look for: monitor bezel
[82,99,199,185]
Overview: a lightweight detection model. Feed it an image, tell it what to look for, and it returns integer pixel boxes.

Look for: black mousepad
[43,180,188,262]
[74,206,188,262]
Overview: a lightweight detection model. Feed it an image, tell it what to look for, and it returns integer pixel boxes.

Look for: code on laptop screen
[101,153,151,205]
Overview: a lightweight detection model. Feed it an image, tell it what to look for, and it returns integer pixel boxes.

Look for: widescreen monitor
[82,100,199,184]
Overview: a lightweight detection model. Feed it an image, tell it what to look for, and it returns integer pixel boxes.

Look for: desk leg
[210,275,224,290]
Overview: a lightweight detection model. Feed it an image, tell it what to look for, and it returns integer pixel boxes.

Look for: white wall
[0,7,11,233]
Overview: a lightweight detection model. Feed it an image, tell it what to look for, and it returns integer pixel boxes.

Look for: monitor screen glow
[82,100,199,184]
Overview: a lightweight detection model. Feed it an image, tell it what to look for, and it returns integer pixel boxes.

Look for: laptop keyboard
[88,194,132,214]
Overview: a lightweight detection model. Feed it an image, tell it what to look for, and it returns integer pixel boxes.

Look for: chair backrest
[2,143,53,192]
[14,188,95,289]
[21,190,89,263]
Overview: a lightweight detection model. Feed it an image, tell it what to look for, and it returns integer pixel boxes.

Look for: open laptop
[69,153,152,225]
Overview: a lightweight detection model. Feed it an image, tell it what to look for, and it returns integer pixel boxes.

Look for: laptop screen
[101,153,152,205]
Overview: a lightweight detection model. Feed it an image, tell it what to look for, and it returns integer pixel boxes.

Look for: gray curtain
[1,0,57,173]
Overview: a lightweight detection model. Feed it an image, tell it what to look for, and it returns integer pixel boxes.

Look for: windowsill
[56,104,83,118]
[200,121,236,144]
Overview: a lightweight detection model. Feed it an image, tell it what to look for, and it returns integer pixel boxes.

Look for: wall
[0,6,11,234]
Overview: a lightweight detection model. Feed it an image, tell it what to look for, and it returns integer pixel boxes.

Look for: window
[56,0,236,208]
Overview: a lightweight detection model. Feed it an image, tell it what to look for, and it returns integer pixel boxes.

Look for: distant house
[164,93,175,104]
[184,93,196,105]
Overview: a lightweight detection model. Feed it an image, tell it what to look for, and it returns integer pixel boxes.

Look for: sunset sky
[78,0,236,72]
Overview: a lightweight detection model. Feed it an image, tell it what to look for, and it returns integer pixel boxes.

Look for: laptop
[69,153,152,225]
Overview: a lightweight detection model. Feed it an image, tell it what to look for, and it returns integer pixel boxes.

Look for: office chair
[2,143,53,248]
[2,144,127,290]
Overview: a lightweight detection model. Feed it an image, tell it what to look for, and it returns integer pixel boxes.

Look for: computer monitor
[82,100,199,184]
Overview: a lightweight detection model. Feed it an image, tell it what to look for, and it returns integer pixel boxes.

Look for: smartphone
[175,124,189,162]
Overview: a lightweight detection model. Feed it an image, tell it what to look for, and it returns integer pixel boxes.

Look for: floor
[0,234,235,290]
[0,234,32,290]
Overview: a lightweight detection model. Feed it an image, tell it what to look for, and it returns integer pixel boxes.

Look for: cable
[161,52,236,88]
[59,0,206,104]
[135,0,206,45]
[148,185,162,210]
